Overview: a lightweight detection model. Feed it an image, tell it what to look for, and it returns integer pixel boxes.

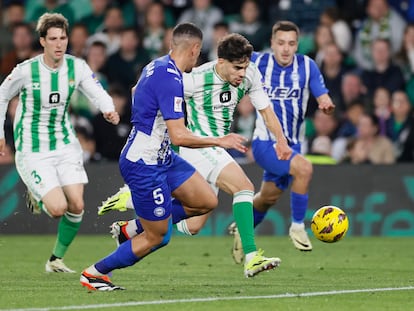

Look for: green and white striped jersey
[0,54,115,153]
[183,60,270,137]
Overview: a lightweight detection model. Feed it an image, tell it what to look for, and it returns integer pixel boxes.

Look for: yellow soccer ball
[311,205,349,243]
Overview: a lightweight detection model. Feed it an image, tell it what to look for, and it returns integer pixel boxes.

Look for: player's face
[219,58,250,87]
[40,27,68,67]
[271,30,298,67]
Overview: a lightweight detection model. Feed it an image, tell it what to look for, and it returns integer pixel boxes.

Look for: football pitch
[0,235,413,311]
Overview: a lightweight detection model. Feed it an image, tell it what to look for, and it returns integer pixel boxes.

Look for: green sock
[233,190,256,255]
[52,211,83,258]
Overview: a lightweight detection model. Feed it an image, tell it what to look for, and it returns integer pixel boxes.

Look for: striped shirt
[251,52,328,145]
[0,54,115,153]
[183,60,270,138]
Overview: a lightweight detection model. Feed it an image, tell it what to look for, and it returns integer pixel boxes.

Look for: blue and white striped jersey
[123,55,185,165]
[251,52,328,145]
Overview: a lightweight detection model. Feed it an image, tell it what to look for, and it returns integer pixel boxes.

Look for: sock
[126,196,134,209]
[175,220,192,235]
[171,199,188,224]
[291,192,308,224]
[52,210,83,258]
[245,251,257,263]
[233,190,256,255]
[253,207,267,227]
[95,239,140,275]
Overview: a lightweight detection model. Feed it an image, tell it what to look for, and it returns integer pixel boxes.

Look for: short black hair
[217,33,253,62]
[272,21,300,37]
[172,23,203,41]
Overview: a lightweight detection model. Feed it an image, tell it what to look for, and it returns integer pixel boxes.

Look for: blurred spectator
[335,0,366,31]
[178,0,223,53]
[268,0,335,34]
[87,5,124,56]
[103,27,150,93]
[143,1,167,60]
[68,23,89,59]
[350,113,396,164]
[389,0,414,23]
[304,109,346,162]
[395,23,414,81]
[122,0,175,29]
[360,38,405,99]
[72,116,99,163]
[227,95,255,164]
[353,0,406,70]
[338,72,368,114]
[320,42,350,110]
[337,100,366,138]
[228,0,269,51]
[389,90,414,162]
[0,22,34,82]
[372,87,392,136]
[26,0,76,28]
[159,27,174,55]
[307,24,335,66]
[92,85,131,161]
[198,21,229,64]
[319,6,353,55]
[79,0,109,34]
[0,2,25,58]
[305,135,337,164]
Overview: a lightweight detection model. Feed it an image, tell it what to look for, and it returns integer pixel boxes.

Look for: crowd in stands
[1,0,414,165]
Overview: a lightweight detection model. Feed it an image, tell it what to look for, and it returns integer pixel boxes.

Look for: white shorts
[15,143,88,201]
[179,146,235,195]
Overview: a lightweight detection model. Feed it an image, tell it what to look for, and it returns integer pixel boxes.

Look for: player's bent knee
[152,222,172,251]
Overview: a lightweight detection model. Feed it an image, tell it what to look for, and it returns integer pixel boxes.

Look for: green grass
[0,235,413,311]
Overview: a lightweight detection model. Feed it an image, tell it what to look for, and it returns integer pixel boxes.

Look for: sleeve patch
[174,96,183,112]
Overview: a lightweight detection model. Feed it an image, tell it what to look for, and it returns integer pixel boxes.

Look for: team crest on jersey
[49,92,60,104]
[32,82,40,90]
[219,91,231,103]
[290,72,300,82]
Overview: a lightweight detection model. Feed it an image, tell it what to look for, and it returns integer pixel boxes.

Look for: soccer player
[97,33,293,276]
[80,24,253,291]
[0,13,120,273]
[229,20,335,260]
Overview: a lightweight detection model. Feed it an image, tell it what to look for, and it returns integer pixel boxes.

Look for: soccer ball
[311,205,349,243]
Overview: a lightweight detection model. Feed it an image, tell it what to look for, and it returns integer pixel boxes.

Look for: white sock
[245,251,257,263]
[85,265,103,276]
[175,220,193,235]
[126,197,134,209]
[125,220,139,238]
[290,222,305,230]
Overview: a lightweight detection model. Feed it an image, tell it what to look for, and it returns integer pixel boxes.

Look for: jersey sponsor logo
[174,96,183,112]
[266,87,301,100]
[219,91,231,103]
[49,92,60,104]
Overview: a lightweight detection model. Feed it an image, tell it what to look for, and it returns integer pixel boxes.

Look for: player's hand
[103,111,120,125]
[319,102,335,115]
[218,133,248,153]
[0,138,5,156]
[274,138,292,160]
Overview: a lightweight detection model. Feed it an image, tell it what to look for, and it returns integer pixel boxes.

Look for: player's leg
[216,161,281,277]
[252,139,313,251]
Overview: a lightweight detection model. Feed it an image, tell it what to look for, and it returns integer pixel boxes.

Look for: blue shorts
[119,151,195,221]
[252,139,301,191]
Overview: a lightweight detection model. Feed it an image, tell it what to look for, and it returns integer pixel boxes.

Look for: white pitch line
[3,286,414,311]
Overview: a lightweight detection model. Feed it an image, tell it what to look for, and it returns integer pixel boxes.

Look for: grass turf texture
[0,235,413,311]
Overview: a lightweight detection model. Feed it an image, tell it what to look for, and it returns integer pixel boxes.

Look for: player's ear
[39,37,46,48]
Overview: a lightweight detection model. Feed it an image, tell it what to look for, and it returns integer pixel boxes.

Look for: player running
[96,33,292,277]
[0,13,120,273]
[80,25,265,291]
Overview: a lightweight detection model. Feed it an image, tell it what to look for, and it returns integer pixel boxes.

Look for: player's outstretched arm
[317,93,335,115]
[259,105,292,160]
[166,118,248,152]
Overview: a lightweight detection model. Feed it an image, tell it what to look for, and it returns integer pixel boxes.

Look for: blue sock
[253,207,267,227]
[95,239,139,274]
[291,192,308,223]
[135,218,144,235]
[171,199,187,224]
